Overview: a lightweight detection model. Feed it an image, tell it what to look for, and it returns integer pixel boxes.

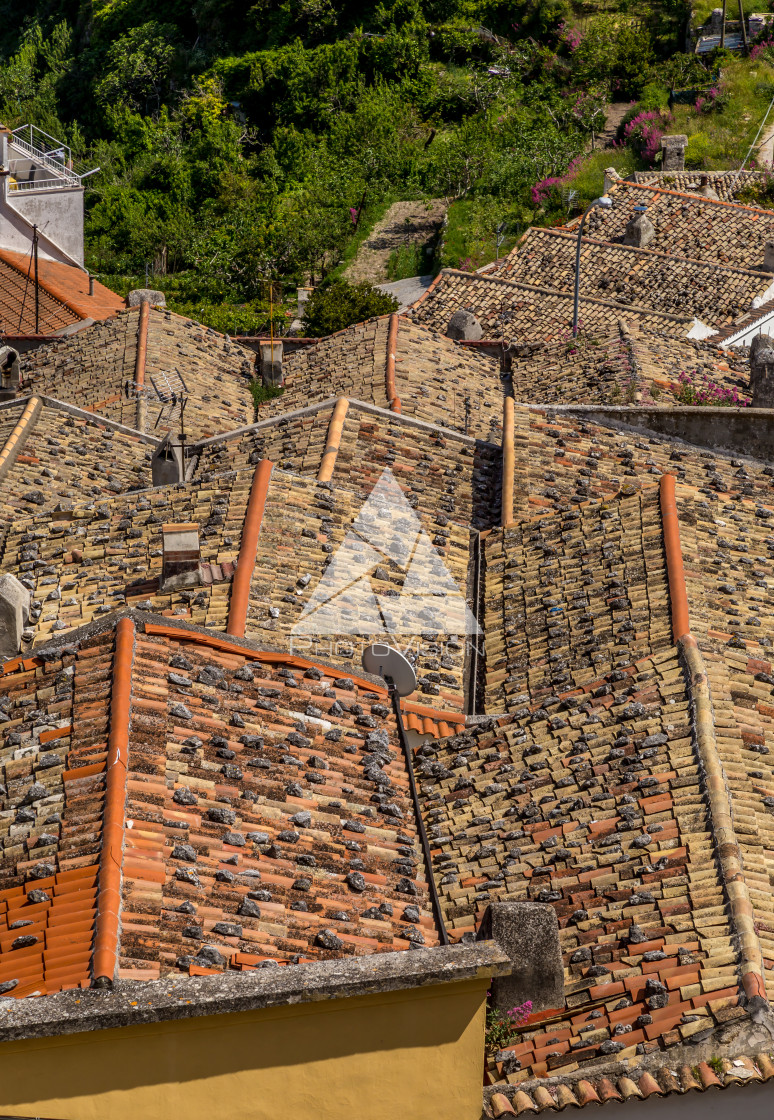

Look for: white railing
[8,176,75,193]
[9,125,90,189]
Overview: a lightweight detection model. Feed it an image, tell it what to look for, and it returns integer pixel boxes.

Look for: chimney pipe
[88,274,95,296]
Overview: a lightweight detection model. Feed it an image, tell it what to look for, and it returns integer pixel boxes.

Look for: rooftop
[484,227,774,331]
[405,269,693,342]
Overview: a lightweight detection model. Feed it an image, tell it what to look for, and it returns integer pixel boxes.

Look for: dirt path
[344,199,447,284]
[596,102,630,150]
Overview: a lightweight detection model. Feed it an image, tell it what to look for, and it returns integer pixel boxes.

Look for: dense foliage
[0,0,687,331]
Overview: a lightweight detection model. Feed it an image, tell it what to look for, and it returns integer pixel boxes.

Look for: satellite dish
[362,644,416,697]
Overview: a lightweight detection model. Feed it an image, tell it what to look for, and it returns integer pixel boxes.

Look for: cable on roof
[16,240,35,333]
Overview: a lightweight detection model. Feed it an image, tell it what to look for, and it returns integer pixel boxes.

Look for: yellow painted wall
[0,978,488,1120]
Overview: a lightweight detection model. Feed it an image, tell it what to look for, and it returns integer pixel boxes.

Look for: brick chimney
[661,135,688,172]
[749,333,774,407]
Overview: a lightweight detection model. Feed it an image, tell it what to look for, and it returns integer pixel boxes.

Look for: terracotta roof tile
[572,180,774,272]
[406,269,692,342]
[20,307,256,440]
[485,227,773,330]
[0,249,124,331]
[256,316,505,441]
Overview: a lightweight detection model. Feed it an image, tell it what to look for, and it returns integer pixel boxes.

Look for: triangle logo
[291,468,480,638]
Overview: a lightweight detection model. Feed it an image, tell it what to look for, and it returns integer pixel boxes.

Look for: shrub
[684,132,712,170]
[250,381,284,409]
[624,109,668,163]
[301,279,399,336]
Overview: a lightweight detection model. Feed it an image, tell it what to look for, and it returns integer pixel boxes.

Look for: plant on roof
[485,997,533,1055]
[670,370,750,408]
[708,1055,724,1075]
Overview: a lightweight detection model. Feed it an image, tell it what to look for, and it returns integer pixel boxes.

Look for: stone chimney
[0,573,30,658]
[161,523,201,590]
[764,241,774,273]
[750,334,774,407]
[477,902,563,1015]
[661,135,688,172]
[127,289,166,308]
[151,433,185,486]
[260,339,283,387]
[446,309,483,341]
[709,7,724,32]
[622,212,655,249]
[0,346,20,399]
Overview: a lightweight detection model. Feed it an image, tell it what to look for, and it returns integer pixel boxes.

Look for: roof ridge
[422,270,691,323]
[134,300,149,432]
[92,615,135,986]
[0,395,42,485]
[318,398,350,482]
[226,458,274,638]
[660,473,767,1008]
[385,312,401,412]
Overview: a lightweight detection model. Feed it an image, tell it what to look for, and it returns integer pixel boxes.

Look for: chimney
[698,174,718,200]
[161,523,201,590]
[297,287,314,321]
[660,135,688,172]
[622,212,655,249]
[260,339,284,387]
[710,6,724,31]
[764,240,774,273]
[604,166,622,194]
[446,309,483,341]
[0,573,30,658]
[477,902,563,1015]
[750,333,774,407]
[0,346,20,399]
[151,433,185,486]
[749,12,765,37]
[127,289,166,308]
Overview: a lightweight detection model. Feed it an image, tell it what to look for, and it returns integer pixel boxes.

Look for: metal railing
[8,176,77,193]
[8,125,98,190]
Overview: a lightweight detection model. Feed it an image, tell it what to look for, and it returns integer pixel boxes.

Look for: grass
[439,198,525,271]
[386,241,435,280]
[666,56,774,168]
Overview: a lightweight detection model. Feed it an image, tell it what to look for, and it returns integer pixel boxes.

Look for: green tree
[302,280,398,335]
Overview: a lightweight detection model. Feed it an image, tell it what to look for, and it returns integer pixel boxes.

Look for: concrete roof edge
[0,941,510,1043]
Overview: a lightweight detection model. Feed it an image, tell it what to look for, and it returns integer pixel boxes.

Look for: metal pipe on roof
[388,682,450,947]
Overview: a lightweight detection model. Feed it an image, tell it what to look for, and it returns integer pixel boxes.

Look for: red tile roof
[0,617,465,995]
[0,249,123,335]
